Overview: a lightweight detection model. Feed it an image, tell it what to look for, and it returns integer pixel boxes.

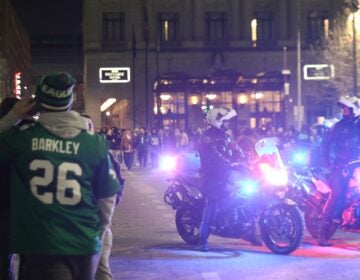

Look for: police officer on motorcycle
[197,106,262,251]
[318,96,360,246]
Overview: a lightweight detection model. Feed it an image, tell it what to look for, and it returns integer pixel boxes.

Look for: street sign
[303,64,335,80]
[99,67,130,83]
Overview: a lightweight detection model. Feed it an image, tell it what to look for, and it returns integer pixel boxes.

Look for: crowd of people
[1,70,359,279]
[97,126,192,170]
[94,119,329,173]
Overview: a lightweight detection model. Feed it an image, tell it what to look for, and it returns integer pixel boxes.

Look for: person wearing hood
[0,72,122,280]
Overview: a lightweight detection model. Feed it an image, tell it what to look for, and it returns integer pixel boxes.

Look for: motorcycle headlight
[159,155,177,171]
[235,179,259,196]
[292,151,308,165]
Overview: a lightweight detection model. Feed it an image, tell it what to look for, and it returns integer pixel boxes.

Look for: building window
[253,12,274,42]
[102,12,125,42]
[159,12,179,42]
[205,12,228,42]
[203,91,233,109]
[308,11,329,41]
[157,92,185,115]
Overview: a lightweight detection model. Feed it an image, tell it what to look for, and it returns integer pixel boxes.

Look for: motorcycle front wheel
[304,209,337,240]
[175,207,203,245]
[260,203,304,255]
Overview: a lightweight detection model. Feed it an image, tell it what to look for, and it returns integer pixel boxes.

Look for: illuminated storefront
[153,71,286,131]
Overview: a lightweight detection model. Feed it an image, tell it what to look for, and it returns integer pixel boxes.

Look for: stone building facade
[83,0,342,131]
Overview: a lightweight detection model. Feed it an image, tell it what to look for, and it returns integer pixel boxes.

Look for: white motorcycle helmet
[337,96,360,117]
[206,106,237,129]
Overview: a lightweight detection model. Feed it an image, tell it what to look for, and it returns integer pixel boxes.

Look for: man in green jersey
[0,72,122,280]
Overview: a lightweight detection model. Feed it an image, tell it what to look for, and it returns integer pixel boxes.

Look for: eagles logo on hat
[36,72,76,111]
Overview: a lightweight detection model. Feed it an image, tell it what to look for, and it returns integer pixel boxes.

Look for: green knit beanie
[36,72,76,111]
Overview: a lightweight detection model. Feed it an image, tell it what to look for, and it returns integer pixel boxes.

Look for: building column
[182,0,191,41]
[278,0,289,40]
[229,0,240,40]
[239,0,251,40]
[191,0,202,41]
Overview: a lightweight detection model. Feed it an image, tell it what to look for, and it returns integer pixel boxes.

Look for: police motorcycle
[163,137,304,255]
[286,163,336,240]
[287,158,360,240]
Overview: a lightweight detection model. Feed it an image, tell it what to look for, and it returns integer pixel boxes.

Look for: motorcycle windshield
[255,137,288,187]
[255,137,280,157]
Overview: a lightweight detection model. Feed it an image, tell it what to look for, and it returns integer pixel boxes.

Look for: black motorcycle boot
[198,242,209,252]
[197,233,209,252]
[317,220,332,247]
[198,229,209,252]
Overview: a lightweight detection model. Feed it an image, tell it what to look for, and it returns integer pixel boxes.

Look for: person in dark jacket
[0,97,35,280]
[197,107,237,252]
[162,126,177,153]
[108,127,122,164]
[148,128,162,169]
[134,127,149,169]
[318,96,360,246]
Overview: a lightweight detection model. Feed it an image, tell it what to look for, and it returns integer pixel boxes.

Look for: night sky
[10,0,82,36]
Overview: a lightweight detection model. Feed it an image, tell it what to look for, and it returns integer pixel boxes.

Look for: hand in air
[11,96,36,120]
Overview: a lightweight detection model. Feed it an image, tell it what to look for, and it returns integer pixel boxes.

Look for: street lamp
[296,0,303,131]
[347,0,360,96]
